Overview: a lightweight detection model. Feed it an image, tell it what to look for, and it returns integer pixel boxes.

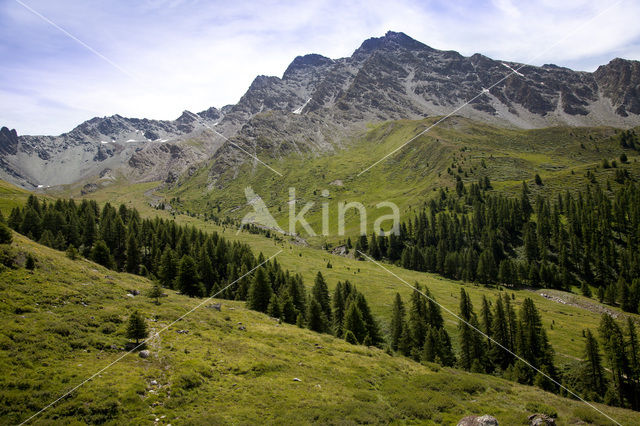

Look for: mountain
[2,31,640,189]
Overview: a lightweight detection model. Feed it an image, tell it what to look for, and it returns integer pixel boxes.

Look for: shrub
[25,253,36,270]
[571,406,610,425]
[102,313,123,324]
[175,372,203,390]
[0,246,17,269]
[66,245,78,260]
[0,222,12,244]
[100,323,117,334]
[525,401,558,418]
[535,174,543,185]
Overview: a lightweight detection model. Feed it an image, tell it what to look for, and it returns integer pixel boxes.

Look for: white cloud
[1,0,639,135]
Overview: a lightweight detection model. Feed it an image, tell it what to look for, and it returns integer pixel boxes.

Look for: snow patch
[293,98,311,114]
[126,139,136,143]
[502,62,524,77]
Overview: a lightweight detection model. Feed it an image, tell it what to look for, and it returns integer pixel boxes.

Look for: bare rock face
[458,414,499,426]
[0,127,19,156]
[594,58,640,116]
[2,31,640,190]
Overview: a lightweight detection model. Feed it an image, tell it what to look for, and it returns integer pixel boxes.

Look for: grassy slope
[161,117,639,245]
[1,232,639,425]
[43,179,639,367]
[0,179,31,214]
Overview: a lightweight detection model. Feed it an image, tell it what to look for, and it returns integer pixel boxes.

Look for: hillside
[1,232,639,425]
[17,181,639,368]
[159,117,640,245]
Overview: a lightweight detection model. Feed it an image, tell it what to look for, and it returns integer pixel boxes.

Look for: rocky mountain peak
[0,127,19,156]
[197,106,221,121]
[283,53,334,79]
[177,110,197,123]
[355,31,430,57]
[594,58,640,116]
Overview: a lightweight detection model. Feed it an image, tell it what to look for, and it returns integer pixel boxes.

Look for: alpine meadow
[2,1,640,425]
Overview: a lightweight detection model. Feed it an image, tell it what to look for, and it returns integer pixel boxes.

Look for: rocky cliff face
[0,109,224,189]
[2,31,640,189]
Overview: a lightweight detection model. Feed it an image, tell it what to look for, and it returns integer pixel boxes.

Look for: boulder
[139,350,150,358]
[457,415,499,426]
[528,414,556,426]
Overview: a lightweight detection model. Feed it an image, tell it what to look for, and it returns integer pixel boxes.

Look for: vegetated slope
[32,180,640,370]
[1,232,639,425]
[164,117,640,243]
[0,179,31,213]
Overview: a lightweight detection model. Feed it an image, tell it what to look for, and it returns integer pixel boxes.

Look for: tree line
[359,177,640,313]
[570,313,640,411]
[390,287,557,389]
[4,195,382,348]
[6,194,639,411]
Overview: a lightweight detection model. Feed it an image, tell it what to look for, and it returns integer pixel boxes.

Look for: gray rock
[528,414,556,426]
[457,414,499,426]
[139,350,150,358]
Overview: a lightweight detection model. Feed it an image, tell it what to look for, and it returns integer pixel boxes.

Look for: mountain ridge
[2,31,640,189]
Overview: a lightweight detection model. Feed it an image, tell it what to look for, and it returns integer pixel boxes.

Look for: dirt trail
[532,289,638,323]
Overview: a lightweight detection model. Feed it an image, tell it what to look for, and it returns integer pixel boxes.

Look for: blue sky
[1,0,639,135]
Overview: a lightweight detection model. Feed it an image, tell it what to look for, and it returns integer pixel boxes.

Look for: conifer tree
[458,289,485,371]
[279,292,297,324]
[480,295,493,343]
[408,284,428,356]
[126,311,148,345]
[343,301,366,343]
[581,328,606,399]
[390,293,405,351]
[66,245,78,260]
[598,314,630,406]
[311,271,331,323]
[626,318,640,409]
[307,298,328,333]
[176,255,202,297]
[489,296,512,370]
[198,246,216,295]
[332,282,347,336]
[125,233,140,273]
[247,267,272,313]
[148,283,164,305]
[267,293,281,318]
[159,246,178,288]
[91,240,113,268]
[354,292,383,347]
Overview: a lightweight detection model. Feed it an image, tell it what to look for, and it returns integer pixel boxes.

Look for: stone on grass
[457,414,499,426]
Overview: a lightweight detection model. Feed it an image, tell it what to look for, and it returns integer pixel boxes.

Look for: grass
[3,117,640,423]
[32,176,638,366]
[0,179,31,215]
[150,117,639,246]
[1,232,639,424]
